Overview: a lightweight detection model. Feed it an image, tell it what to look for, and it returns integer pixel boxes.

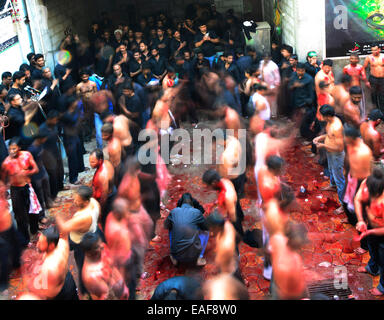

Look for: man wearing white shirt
[258,53,281,118]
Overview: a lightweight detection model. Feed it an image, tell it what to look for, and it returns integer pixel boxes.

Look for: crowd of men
[0,3,384,300]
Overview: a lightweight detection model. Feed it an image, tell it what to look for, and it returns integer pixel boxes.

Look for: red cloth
[343,173,358,211]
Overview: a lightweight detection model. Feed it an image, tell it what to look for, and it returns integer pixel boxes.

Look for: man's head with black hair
[89,148,104,169]
[367,168,384,198]
[74,186,93,208]
[368,109,384,125]
[12,71,26,86]
[344,125,360,146]
[205,209,225,233]
[266,155,285,176]
[37,226,60,253]
[349,86,363,105]
[284,222,309,251]
[202,169,221,189]
[80,232,103,262]
[319,104,335,120]
[101,122,114,141]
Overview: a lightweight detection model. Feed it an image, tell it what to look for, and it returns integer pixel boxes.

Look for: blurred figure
[204,273,249,300]
[55,186,101,296]
[151,275,203,300]
[89,149,116,230]
[26,226,78,300]
[269,222,309,299]
[80,232,129,300]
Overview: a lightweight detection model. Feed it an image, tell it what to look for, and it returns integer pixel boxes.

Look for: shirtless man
[76,70,97,101]
[315,59,335,97]
[343,86,363,129]
[1,137,39,245]
[343,127,372,255]
[206,211,241,279]
[343,127,373,213]
[354,168,384,296]
[257,156,284,206]
[313,105,345,214]
[80,232,129,300]
[330,74,351,118]
[55,186,100,296]
[344,53,369,118]
[0,182,21,294]
[105,197,141,299]
[363,43,384,111]
[90,149,116,230]
[27,226,78,300]
[101,122,122,181]
[269,222,309,299]
[360,109,384,163]
[202,169,244,237]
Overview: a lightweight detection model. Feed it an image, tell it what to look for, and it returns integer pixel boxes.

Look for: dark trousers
[0,225,22,291]
[69,238,87,295]
[51,271,79,300]
[32,174,51,220]
[64,135,85,184]
[366,233,384,293]
[369,75,384,112]
[69,228,105,295]
[299,106,321,141]
[43,149,64,199]
[100,190,117,231]
[10,185,38,245]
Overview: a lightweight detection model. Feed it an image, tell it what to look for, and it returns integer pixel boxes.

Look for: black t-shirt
[4,106,25,141]
[149,56,168,77]
[122,94,143,127]
[194,31,218,57]
[152,37,170,59]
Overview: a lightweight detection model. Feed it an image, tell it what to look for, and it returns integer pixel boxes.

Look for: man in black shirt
[39,110,65,199]
[7,71,26,101]
[170,30,187,60]
[222,51,241,84]
[194,22,220,68]
[235,48,253,83]
[40,67,60,117]
[118,81,143,128]
[28,128,53,224]
[129,50,144,81]
[193,50,210,77]
[136,62,155,87]
[164,193,208,266]
[182,18,197,50]
[152,27,170,59]
[1,72,12,91]
[288,63,316,141]
[4,94,25,142]
[103,64,128,100]
[149,47,168,80]
[60,96,85,185]
[31,54,45,80]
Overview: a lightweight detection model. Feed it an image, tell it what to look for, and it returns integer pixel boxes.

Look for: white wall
[262,0,326,62]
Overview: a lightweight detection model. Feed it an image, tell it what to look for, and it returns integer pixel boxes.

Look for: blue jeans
[366,234,384,294]
[94,113,103,149]
[169,230,209,259]
[326,151,345,205]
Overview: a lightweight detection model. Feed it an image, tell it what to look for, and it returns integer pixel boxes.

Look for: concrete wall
[215,0,244,17]
[262,0,326,61]
[26,0,97,72]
